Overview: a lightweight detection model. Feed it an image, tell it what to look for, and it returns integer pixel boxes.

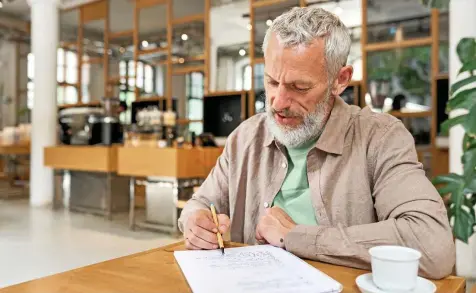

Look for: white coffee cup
[369,245,422,292]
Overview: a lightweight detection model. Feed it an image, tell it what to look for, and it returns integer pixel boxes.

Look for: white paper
[174,245,343,293]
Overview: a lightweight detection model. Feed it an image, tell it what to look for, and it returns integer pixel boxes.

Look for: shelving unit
[361,0,449,177]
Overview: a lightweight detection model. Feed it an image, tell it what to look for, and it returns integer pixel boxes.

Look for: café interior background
[0,0,474,290]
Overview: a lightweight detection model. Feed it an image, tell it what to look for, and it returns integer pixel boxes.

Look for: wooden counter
[44,145,118,173]
[0,143,30,155]
[0,241,466,293]
[117,146,223,179]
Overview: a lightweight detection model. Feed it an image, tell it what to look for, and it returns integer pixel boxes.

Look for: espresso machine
[58,97,124,145]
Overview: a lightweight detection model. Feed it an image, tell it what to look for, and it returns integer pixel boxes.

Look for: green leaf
[463,103,476,137]
[456,38,476,65]
[451,195,476,243]
[433,173,465,185]
[446,88,476,112]
[459,60,476,75]
[450,76,476,95]
[463,133,476,151]
[465,177,476,194]
[440,115,468,135]
[433,174,465,198]
[462,148,476,179]
[437,184,458,196]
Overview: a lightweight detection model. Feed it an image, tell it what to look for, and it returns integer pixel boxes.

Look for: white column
[449,0,476,278]
[29,0,59,207]
[209,44,218,92]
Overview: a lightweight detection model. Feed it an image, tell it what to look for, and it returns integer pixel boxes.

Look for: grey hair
[262,6,351,81]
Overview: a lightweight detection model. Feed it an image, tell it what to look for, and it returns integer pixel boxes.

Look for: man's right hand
[184,209,230,250]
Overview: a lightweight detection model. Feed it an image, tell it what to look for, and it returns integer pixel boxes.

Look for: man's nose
[272,85,291,111]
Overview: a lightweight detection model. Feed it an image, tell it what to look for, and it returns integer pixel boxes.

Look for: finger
[217,214,231,234]
[255,221,266,241]
[191,225,218,244]
[185,239,202,250]
[195,213,218,233]
[189,230,219,250]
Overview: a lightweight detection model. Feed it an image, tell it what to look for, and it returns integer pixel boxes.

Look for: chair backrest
[471,284,476,293]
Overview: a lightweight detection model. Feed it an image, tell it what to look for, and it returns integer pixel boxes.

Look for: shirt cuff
[284,225,326,259]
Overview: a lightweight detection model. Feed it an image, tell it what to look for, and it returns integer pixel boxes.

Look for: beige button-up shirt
[178,97,455,279]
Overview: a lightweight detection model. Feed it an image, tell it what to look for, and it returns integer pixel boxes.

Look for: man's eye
[267,80,279,86]
[294,85,309,92]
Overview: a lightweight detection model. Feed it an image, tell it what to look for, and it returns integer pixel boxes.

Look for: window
[27,49,86,108]
[186,72,204,135]
[117,60,156,124]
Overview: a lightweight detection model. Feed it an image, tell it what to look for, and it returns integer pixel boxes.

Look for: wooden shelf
[58,101,101,109]
[58,81,79,88]
[155,55,205,66]
[252,0,289,8]
[138,47,168,56]
[109,30,134,39]
[364,37,433,52]
[177,119,203,125]
[135,95,166,102]
[388,110,432,118]
[435,73,449,80]
[60,41,77,49]
[172,65,205,75]
[172,14,204,25]
[136,0,168,9]
[205,90,247,98]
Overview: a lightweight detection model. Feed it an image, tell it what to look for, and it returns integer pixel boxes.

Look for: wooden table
[0,242,466,293]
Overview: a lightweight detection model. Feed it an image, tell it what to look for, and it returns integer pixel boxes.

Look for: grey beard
[265,94,331,148]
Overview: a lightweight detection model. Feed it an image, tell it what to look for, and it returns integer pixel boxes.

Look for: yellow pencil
[210,203,225,255]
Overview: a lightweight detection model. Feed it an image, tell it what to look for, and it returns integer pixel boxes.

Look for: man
[178,6,455,279]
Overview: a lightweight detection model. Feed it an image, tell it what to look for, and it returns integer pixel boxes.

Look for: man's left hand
[255,207,297,248]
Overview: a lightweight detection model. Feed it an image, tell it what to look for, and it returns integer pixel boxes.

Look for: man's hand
[255,207,296,248]
[184,209,230,250]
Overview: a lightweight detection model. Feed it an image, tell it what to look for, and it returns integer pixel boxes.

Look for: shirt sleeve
[283,121,456,280]
[177,141,230,234]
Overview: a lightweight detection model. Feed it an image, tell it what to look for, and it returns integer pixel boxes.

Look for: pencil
[210,203,225,255]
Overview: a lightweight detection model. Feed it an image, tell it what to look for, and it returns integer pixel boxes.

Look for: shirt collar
[263,96,351,155]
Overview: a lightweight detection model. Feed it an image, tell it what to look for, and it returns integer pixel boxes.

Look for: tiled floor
[0,199,178,288]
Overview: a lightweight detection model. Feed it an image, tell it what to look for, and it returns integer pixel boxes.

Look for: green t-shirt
[272,138,318,225]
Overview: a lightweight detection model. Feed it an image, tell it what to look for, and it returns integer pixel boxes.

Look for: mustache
[270,108,302,118]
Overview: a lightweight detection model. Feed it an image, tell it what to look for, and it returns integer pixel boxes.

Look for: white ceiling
[0,0,29,17]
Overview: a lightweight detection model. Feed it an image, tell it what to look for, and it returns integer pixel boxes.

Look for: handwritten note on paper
[174,245,343,293]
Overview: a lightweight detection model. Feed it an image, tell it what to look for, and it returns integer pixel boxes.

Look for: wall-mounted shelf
[171,14,205,25]
[138,47,169,56]
[109,30,134,39]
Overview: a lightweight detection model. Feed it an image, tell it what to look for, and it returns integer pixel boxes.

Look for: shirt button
[264,202,269,208]
[281,162,287,168]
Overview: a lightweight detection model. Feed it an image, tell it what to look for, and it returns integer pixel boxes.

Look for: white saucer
[356,273,436,293]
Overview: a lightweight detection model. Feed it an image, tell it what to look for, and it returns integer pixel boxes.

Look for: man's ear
[331,65,354,96]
